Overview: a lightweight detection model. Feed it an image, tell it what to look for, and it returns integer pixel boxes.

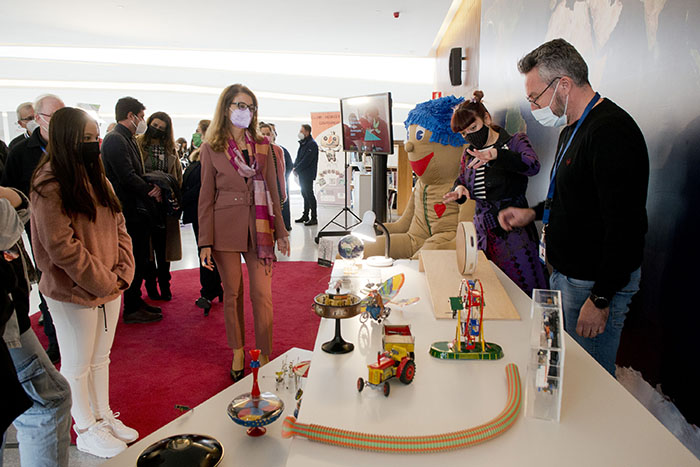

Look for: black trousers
[192,220,223,301]
[299,175,317,219]
[123,216,151,313]
[282,197,291,231]
[145,225,171,289]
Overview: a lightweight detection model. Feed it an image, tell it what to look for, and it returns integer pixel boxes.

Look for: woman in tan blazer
[198,84,290,380]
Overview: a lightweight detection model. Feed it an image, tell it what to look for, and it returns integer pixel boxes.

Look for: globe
[337,235,364,260]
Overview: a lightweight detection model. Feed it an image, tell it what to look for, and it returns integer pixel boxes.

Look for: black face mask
[465,124,490,149]
[146,126,166,140]
[80,141,101,166]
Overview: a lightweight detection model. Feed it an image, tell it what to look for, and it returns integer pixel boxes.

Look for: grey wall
[478,0,700,423]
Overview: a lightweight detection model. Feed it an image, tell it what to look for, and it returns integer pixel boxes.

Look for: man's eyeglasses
[231,102,257,113]
[527,77,561,109]
[19,116,34,122]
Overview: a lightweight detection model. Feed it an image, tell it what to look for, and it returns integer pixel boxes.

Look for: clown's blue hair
[404,95,466,148]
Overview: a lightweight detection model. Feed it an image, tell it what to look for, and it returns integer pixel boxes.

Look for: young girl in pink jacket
[30,107,137,459]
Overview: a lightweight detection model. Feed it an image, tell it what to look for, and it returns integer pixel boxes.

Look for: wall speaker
[449,47,463,86]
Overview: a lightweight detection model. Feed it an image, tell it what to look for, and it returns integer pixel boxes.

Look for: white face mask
[25,119,39,135]
[132,115,147,135]
[530,80,568,127]
[298,132,305,140]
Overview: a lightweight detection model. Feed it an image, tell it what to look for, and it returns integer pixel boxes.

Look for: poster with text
[310,112,344,206]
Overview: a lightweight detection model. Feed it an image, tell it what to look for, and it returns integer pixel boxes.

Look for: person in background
[0,140,8,178]
[105,122,117,134]
[102,96,163,324]
[267,122,293,231]
[1,184,71,466]
[499,39,649,376]
[30,107,137,458]
[444,90,547,296]
[8,102,36,152]
[293,123,318,226]
[176,137,189,169]
[137,111,183,301]
[259,122,291,231]
[181,119,223,316]
[2,94,65,363]
[198,84,290,380]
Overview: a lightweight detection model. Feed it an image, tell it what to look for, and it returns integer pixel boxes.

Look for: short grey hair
[517,39,590,87]
[15,102,34,122]
[34,94,64,115]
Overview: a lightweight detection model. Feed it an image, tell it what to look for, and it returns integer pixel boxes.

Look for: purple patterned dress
[454,131,548,295]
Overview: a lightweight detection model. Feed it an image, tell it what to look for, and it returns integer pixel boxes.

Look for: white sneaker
[101,411,139,443]
[76,421,127,458]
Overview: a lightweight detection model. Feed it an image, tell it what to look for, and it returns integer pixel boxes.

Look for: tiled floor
[3,191,362,466]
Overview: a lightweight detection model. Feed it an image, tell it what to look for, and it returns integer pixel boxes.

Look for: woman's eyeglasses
[230,102,257,113]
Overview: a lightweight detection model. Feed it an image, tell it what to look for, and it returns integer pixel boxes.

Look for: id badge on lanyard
[539,225,547,264]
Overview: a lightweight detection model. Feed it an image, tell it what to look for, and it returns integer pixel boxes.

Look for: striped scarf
[226,133,276,264]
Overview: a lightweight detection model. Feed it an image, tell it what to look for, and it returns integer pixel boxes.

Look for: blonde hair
[205,84,262,152]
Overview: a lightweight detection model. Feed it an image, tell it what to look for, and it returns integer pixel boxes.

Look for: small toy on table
[226,349,285,437]
[358,273,417,323]
[430,279,504,360]
[357,324,416,397]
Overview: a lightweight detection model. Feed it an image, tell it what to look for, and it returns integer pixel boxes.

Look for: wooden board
[419,250,520,320]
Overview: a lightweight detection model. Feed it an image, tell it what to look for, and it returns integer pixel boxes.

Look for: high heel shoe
[230,347,245,382]
[195,297,212,316]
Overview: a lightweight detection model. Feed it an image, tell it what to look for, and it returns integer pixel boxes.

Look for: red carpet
[31,261,330,441]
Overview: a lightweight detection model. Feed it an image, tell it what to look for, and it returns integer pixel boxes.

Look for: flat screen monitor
[340,92,393,155]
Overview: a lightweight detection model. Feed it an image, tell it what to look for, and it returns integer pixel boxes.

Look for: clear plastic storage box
[526,289,565,422]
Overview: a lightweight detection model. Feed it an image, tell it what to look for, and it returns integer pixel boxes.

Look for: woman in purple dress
[444,91,547,295]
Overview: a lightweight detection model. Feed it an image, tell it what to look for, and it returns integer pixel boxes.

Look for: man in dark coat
[293,124,319,226]
[101,97,163,324]
[1,94,65,363]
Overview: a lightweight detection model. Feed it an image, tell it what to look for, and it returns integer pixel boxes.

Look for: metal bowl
[313,293,362,319]
[137,434,223,467]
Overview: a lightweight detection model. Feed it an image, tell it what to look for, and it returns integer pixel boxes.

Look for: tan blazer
[198,140,287,252]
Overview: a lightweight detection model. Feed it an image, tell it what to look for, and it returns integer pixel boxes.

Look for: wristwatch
[589,293,610,309]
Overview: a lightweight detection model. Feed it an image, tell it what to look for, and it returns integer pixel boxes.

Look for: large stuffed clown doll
[363,96,474,259]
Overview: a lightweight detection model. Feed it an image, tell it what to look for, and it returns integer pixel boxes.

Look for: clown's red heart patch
[434,203,446,218]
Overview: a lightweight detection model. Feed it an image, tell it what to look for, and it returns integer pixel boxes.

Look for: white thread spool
[456,221,478,275]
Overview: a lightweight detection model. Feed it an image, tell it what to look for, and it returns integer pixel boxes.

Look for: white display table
[285,259,698,466]
[103,347,311,466]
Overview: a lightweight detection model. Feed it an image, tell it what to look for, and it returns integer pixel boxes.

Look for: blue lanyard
[542,92,600,225]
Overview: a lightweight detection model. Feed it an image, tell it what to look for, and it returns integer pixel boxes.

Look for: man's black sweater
[534,98,649,300]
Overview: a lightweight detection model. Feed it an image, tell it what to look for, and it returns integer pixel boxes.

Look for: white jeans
[45,296,121,430]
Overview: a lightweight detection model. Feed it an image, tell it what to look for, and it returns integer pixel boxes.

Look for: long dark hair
[32,107,121,221]
[137,111,176,157]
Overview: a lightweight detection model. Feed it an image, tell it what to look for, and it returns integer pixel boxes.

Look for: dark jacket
[0,140,7,179]
[0,191,34,434]
[101,123,152,221]
[141,171,181,229]
[1,129,47,196]
[294,136,319,180]
[8,133,28,152]
[181,160,201,225]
